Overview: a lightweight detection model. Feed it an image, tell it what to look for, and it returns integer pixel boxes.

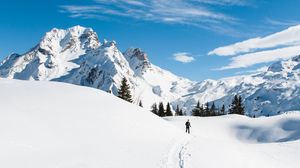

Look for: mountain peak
[125,48,149,62]
[123,48,151,75]
[102,40,117,48]
[49,25,93,36]
[267,55,300,72]
[292,55,300,62]
[40,25,100,54]
[68,25,90,32]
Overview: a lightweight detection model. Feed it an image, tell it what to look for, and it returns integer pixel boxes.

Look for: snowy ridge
[1,25,300,116]
[0,78,185,168]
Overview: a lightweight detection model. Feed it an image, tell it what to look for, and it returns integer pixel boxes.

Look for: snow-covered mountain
[1,25,300,116]
[0,25,194,109]
[178,56,300,116]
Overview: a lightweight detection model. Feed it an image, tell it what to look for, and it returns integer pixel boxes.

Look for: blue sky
[1,0,300,81]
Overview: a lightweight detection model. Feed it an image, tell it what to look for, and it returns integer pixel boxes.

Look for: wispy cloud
[217,45,300,70]
[197,0,251,6]
[265,18,300,27]
[173,52,195,63]
[208,24,300,70]
[209,25,300,56]
[60,0,253,34]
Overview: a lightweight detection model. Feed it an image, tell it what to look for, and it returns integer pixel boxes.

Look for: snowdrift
[166,114,300,168]
[0,79,184,168]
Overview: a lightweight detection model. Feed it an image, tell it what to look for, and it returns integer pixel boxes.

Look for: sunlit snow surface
[166,114,300,168]
[0,79,184,168]
[0,79,299,168]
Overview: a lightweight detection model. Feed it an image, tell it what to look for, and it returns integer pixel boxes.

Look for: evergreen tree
[192,101,201,116]
[151,103,158,115]
[175,105,180,116]
[220,104,225,115]
[175,105,184,116]
[158,102,165,117]
[204,102,210,116]
[229,95,245,115]
[179,109,184,116]
[229,95,238,114]
[139,100,143,107]
[199,105,205,116]
[165,102,173,116]
[117,77,132,103]
[237,96,245,115]
[210,102,216,116]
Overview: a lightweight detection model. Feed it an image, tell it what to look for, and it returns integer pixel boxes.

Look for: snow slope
[166,114,300,168]
[0,78,299,168]
[0,78,185,168]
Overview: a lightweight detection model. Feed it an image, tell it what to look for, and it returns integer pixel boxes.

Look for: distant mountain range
[1,25,300,116]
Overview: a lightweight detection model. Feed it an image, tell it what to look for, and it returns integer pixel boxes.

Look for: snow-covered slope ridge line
[1,25,300,116]
[0,78,185,168]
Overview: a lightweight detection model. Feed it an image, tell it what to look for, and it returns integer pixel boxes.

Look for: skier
[185,120,191,134]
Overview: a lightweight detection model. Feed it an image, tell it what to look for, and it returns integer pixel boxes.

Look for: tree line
[150,102,174,117]
[150,95,245,117]
[190,95,245,116]
[117,77,245,117]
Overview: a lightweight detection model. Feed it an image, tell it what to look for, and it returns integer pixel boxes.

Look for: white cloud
[217,45,300,70]
[60,0,251,34]
[209,25,300,56]
[173,52,195,63]
[207,24,300,70]
[196,0,250,6]
[265,18,300,27]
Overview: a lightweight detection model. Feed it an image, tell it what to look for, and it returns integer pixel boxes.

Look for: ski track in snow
[178,140,190,168]
[162,135,192,168]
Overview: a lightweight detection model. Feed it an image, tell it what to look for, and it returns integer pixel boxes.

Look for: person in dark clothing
[185,120,191,134]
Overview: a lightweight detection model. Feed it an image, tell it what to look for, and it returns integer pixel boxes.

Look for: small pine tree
[139,100,143,107]
[220,104,225,115]
[165,102,173,116]
[175,105,181,116]
[117,77,132,103]
[151,103,158,115]
[192,101,201,116]
[229,95,245,115]
[237,95,245,115]
[179,109,184,116]
[204,102,210,116]
[210,102,216,116]
[199,104,205,116]
[229,95,238,114]
[158,102,165,117]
